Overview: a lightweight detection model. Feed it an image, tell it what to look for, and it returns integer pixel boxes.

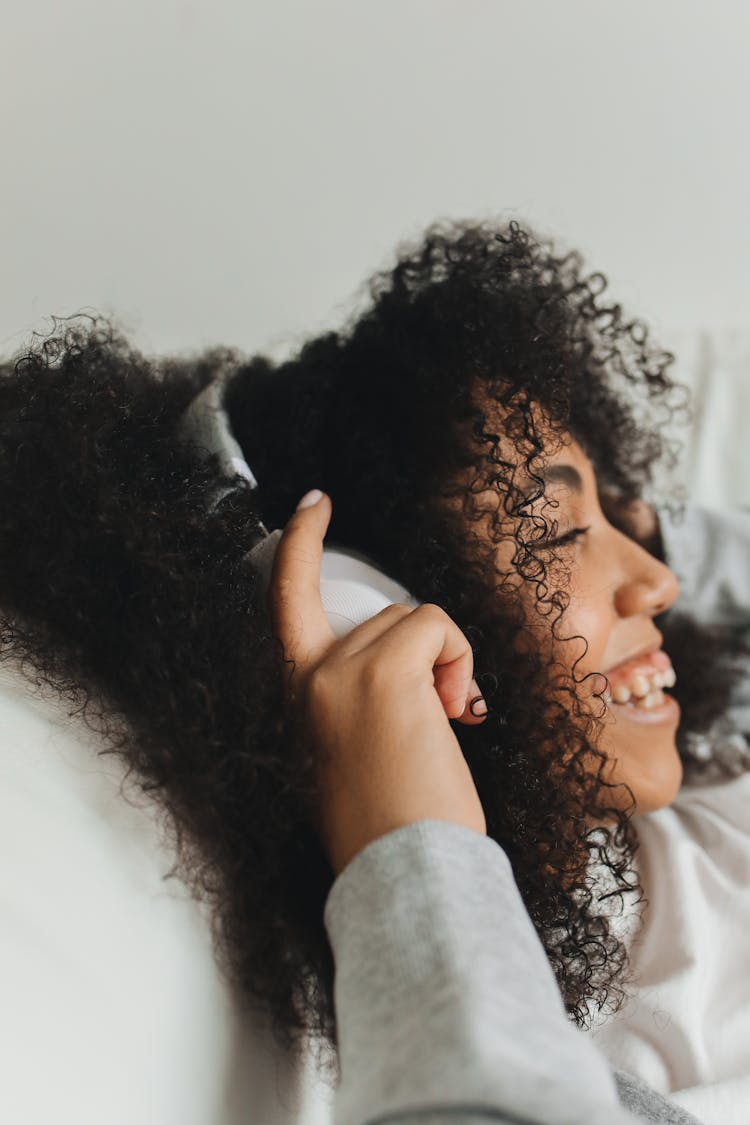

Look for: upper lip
[603,635,664,676]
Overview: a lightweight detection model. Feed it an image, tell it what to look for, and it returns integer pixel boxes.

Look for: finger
[363,603,481,719]
[455,678,489,725]
[330,601,415,658]
[268,490,336,673]
[433,662,486,722]
[331,602,486,722]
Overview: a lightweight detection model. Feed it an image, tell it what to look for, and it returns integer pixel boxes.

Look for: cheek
[555,588,613,674]
[511,564,612,671]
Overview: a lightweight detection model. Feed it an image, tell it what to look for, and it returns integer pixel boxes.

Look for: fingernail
[470,695,488,717]
[296,489,324,511]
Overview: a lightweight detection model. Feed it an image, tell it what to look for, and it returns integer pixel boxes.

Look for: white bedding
[653,327,750,511]
[590,768,750,1125]
[588,488,750,1125]
[0,662,333,1124]
[1,327,748,1124]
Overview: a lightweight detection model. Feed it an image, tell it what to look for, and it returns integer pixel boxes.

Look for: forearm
[325,820,642,1125]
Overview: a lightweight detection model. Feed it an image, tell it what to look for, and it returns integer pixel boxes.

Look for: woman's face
[472,429,682,815]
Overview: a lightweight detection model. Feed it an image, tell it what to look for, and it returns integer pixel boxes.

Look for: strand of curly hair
[0,220,745,1059]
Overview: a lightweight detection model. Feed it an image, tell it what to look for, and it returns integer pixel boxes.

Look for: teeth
[630,674,650,699]
[651,669,676,690]
[604,662,677,706]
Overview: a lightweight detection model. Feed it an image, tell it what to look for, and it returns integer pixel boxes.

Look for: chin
[600,706,683,816]
[598,730,683,817]
[627,750,684,816]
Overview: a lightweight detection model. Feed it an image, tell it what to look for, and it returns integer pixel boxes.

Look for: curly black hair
[0,220,745,1057]
[225,220,748,1021]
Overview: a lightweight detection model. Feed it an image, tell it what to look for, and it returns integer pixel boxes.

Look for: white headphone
[179,381,420,638]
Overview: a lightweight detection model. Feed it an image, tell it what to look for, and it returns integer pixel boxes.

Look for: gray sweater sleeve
[319,507,738,1125]
[323,819,647,1125]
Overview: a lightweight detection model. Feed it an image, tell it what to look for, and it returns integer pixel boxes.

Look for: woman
[223,221,744,976]
[0,307,667,1125]
[0,316,670,1125]
[0,220,741,1121]
[221,219,750,1117]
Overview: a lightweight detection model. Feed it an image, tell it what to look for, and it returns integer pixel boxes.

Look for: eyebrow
[538,464,584,494]
[518,462,584,498]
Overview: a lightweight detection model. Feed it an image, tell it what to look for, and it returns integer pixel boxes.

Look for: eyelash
[536,525,591,550]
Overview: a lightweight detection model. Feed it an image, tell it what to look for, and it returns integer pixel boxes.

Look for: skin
[486,433,683,815]
[269,489,488,876]
[271,437,682,876]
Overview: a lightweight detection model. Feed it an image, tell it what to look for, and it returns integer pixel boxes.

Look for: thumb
[268,489,335,672]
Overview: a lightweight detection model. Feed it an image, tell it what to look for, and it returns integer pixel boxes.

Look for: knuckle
[305,663,338,715]
[413,601,445,619]
[307,662,333,696]
[269,574,294,603]
[414,602,471,651]
[376,602,413,618]
[357,653,396,695]
[412,601,451,628]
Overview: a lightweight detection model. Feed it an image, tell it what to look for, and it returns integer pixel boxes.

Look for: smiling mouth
[600,649,677,712]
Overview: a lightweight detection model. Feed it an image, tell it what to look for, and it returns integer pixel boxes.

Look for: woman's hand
[268,489,488,876]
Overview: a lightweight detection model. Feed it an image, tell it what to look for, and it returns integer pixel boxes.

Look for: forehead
[445,392,600,530]
[445,429,596,546]
[465,400,595,499]
[518,438,595,502]
[468,391,587,467]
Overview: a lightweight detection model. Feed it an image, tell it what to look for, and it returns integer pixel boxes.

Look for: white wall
[2,0,749,361]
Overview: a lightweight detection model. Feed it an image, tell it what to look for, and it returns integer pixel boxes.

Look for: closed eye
[535,525,591,550]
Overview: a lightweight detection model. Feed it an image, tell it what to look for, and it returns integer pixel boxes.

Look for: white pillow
[653,328,750,510]
[0,662,333,1125]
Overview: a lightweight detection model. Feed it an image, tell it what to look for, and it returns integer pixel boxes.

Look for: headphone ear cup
[180,381,420,638]
[319,548,420,638]
[320,579,401,639]
[246,534,420,639]
[246,528,283,591]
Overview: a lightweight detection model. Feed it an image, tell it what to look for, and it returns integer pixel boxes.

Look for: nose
[612,531,680,619]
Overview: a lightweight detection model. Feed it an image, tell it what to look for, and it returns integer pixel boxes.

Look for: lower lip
[608,692,681,726]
